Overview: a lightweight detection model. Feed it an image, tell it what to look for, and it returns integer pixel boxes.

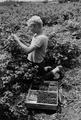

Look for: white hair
[27,15,43,27]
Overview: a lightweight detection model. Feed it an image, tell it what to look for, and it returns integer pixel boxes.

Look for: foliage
[45,33,81,68]
[0,1,81,120]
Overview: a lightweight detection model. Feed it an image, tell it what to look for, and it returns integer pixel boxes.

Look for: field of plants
[0,1,81,120]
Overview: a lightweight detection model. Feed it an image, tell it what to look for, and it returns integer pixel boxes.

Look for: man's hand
[8,35,12,40]
[51,65,63,75]
[11,34,20,42]
[44,66,52,72]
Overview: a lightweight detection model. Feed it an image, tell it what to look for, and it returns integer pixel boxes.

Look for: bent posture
[11,15,62,80]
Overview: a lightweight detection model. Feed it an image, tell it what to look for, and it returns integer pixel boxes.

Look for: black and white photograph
[0,0,81,120]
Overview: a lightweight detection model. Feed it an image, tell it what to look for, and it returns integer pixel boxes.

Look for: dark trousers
[27,59,54,80]
[27,59,47,75]
[27,60,64,81]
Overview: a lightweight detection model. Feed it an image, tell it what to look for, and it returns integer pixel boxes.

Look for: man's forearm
[17,39,30,53]
[12,34,36,54]
[13,34,30,53]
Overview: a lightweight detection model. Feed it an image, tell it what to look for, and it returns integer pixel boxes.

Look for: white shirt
[27,34,48,63]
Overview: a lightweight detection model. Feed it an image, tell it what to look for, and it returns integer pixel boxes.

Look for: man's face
[27,24,35,33]
[30,24,35,33]
[28,24,40,34]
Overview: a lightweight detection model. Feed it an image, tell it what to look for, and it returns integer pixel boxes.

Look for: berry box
[25,81,59,110]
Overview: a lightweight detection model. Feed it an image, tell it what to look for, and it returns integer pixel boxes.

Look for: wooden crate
[25,81,59,110]
[25,90,58,110]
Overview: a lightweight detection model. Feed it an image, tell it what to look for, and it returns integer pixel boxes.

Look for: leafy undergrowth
[0,1,81,120]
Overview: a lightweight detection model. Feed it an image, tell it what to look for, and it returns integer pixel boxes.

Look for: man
[11,15,62,80]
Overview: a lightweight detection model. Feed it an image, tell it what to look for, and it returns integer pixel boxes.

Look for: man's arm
[12,34,36,54]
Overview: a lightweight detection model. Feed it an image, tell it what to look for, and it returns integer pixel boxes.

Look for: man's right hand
[11,34,20,43]
[44,66,52,72]
[8,35,13,40]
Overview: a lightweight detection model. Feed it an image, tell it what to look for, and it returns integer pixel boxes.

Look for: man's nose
[26,26,30,31]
